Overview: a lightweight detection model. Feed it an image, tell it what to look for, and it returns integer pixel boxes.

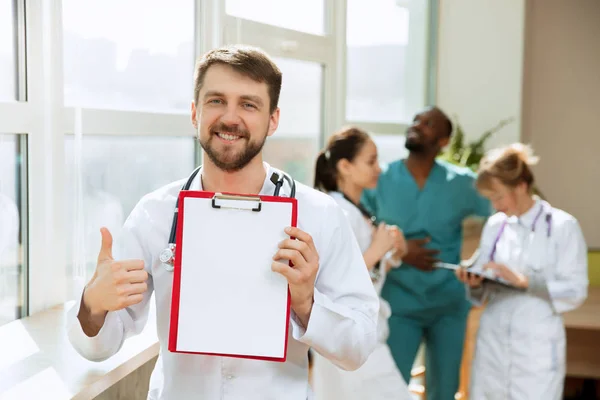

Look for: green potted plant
[438,116,515,171]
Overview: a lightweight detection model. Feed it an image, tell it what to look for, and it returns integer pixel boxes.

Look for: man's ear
[267,107,280,137]
[191,101,198,129]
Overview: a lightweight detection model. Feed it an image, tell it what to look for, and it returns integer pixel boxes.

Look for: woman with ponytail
[455,143,588,399]
[311,127,411,400]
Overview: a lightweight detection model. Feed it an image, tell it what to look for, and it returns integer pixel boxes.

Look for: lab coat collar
[192,162,286,196]
[508,196,544,228]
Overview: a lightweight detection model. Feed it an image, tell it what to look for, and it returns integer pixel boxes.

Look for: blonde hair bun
[483,143,539,167]
[505,143,539,166]
[476,142,538,192]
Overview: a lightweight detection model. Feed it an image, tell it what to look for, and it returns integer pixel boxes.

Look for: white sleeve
[66,203,155,362]
[290,203,379,371]
[528,218,588,314]
[465,219,498,306]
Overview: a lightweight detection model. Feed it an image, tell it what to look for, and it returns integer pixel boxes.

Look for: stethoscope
[159,166,297,271]
[490,202,552,262]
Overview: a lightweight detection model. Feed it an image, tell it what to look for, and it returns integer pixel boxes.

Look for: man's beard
[404,139,426,153]
[199,124,268,172]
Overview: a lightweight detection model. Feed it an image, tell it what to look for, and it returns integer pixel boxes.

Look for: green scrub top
[362,159,491,315]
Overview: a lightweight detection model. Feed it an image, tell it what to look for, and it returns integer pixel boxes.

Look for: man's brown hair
[193,45,283,114]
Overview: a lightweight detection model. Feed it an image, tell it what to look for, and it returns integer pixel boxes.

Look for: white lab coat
[311,192,411,400]
[67,163,380,400]
[467,199,588,400]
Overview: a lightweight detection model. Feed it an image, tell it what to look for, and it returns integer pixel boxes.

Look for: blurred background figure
[362,106,491,400]
[456,143,588,400]
[312,126,411,400]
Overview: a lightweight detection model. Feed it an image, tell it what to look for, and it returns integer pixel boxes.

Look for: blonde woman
[456,143,588,400]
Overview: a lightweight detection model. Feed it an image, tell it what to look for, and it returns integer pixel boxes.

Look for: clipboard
[168,190,297,362]
[434,262,522,289]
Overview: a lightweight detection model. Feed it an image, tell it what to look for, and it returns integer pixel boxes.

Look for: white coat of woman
[456,143,588,400]
[311,126,412,400]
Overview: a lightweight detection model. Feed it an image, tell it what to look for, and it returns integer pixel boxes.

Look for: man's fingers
[416,263,434,272]
[285,227,317,253]
[120,259,145,271]
[127,270,148,284]
[412,237,430,245]
[424,256,440,264]
[273,248,305,266]
[271,260,302,282]
[124,282,148,295]
[122,293,144,309]
[278,238,313,263]
[98,227,114,262]
[424,249,440,255]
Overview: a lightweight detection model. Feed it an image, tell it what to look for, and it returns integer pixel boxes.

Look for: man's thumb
[98,227,114,261]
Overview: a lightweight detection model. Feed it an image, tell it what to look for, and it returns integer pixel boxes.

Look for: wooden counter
[563,286,600,379]
[0,300,159,399]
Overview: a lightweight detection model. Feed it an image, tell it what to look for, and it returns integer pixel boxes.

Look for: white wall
[522,0,600,248]
[436,0,526,147]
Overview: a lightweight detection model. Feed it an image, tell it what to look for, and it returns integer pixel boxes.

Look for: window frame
[342,0,437,140]
[0,0,438,318]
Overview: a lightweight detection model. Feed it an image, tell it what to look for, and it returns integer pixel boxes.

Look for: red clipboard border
[168,190,297,362]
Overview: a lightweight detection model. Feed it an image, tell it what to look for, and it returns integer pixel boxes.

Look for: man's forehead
[202,64,269,95]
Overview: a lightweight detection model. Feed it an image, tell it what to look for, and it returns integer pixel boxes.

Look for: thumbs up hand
[82,227,148,317]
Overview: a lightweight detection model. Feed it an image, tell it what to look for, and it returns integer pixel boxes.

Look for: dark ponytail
[314,150,338,192]
[314,126,370,193]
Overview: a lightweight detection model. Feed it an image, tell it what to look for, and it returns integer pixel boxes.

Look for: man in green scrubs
[362,106,491,400]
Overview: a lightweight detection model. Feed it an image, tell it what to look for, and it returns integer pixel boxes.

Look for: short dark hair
[193,45,282,114]
[432,106,453,137]
[314,126,371,192]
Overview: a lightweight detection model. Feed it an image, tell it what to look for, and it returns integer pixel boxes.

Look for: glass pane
[64,136,196,299]
[371,133,408,165]
[262,58,323,186]
[0,134,25,326]
[226,0,325,35]
[62,0,195,113]
[346,0,410,123]
[0,0,17,101]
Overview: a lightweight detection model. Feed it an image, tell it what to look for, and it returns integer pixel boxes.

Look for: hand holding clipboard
[441,262,528,290]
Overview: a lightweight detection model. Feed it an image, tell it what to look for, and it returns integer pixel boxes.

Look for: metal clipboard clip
[211,193,262,212]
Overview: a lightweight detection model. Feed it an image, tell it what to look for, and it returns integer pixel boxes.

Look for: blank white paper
[175,195,293,359]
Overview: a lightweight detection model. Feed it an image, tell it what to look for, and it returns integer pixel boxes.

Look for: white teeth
[217,133,240,141]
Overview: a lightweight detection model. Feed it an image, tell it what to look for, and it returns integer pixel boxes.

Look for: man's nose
[220,104,242,125]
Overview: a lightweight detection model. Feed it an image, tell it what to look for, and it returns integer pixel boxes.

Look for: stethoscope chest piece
[160,244,176,271]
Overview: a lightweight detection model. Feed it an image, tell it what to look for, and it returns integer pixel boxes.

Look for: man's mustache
[211,123,249,137]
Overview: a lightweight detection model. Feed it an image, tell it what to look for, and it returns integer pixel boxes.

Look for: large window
[0,0,435,320]
[0,0,17,101]
[346,0,410,123]
[0,134,26,326]
[262,58,323,185]
[371,133,408,165]
[62,0,195,113]
[225,0,326,35]
[64,136,195,299]
[345,0,432,156]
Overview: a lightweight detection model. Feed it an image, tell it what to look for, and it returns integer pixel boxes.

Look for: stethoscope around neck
[159,165,297,271]
[489,202,552,262]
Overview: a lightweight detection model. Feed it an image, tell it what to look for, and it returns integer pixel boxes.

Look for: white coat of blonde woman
[456,143,588,400]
